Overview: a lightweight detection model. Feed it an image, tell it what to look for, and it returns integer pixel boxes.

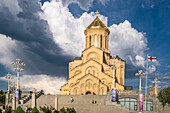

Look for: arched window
[101,88,104,95]
[100,35,102,48]
[93,70,95,75]
[94,35,97,47]
[89,36,91,47]
[105,36,107,48]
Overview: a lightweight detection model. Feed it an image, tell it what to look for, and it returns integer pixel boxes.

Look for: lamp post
[111,65,116,90]
[11,59,25,101]
[136,70,145,113]
[152,78,160,96]
[110,59,119,102]
[11,59,25,91]
[4,73,13,105]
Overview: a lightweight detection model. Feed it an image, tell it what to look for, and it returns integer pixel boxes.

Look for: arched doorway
[85,91,92,95]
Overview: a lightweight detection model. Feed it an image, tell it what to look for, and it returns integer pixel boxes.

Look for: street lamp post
[11,59,25,102]
[111,65,116,90]
[4,73,13,105]
[11,59,25,91]
[136,70,145,113]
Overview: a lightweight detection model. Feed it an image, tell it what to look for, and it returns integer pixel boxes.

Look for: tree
[14,106,25,113]
[157,86,170,112]
[31,107,39,113]
[0,90,5,105]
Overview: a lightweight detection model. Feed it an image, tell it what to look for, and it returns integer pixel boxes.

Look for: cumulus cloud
[0,74,67,94]
[109,20,147,66]
[41,1,107,57]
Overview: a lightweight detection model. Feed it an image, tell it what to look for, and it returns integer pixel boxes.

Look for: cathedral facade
[61,16,125,95]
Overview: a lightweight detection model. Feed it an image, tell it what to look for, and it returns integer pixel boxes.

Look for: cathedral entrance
[85,91,92,95]
[85,91,96,95]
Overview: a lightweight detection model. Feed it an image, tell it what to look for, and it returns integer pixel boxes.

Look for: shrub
[59,107,76,113]
[27,107,32,112]
[53,110,59,113]
[14,106,24,113]
[31,107,39,113]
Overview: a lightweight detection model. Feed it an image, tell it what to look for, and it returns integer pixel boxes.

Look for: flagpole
[145,54,149,112]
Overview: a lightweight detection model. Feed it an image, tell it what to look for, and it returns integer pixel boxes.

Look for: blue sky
[0,0,169,94]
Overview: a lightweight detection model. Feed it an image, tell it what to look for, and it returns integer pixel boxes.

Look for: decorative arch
[86,52,98,61]
[104,70,112,76]
[100,87,105,95]
[73,87,78,94]
[85,66,98,76]
[80,83,84,93]
[85,79,93,91]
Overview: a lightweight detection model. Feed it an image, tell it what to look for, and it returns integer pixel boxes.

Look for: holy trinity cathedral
[61,15,125,95]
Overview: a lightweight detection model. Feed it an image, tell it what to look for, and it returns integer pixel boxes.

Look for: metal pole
[17,71,20,90]
[112,66,115,90]
[136,70,144,113]
[139,76,142,91]
[145,54,149,112]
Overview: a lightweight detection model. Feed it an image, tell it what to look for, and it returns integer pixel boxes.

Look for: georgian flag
[147,56,157,61]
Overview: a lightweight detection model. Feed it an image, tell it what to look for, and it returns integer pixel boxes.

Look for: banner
[139,93,143,112]
[111,89,117,102]
[15,90,21,101]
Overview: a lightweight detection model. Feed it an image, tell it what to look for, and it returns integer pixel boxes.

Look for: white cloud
[40,1,107,57]
[135,55,145,67]
[0,34,19,68]
[109,20,148,66]
[20,75,67,94]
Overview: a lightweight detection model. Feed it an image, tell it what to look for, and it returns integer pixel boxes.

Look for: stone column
[31,88,36,108]
[12,93,16,110]
[55,95,58,110]
[5,93,9,106]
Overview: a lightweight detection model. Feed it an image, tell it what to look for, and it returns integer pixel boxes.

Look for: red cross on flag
[147,56,157,61]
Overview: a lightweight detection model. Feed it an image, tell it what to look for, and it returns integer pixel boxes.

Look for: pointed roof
[85,16,110,34]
